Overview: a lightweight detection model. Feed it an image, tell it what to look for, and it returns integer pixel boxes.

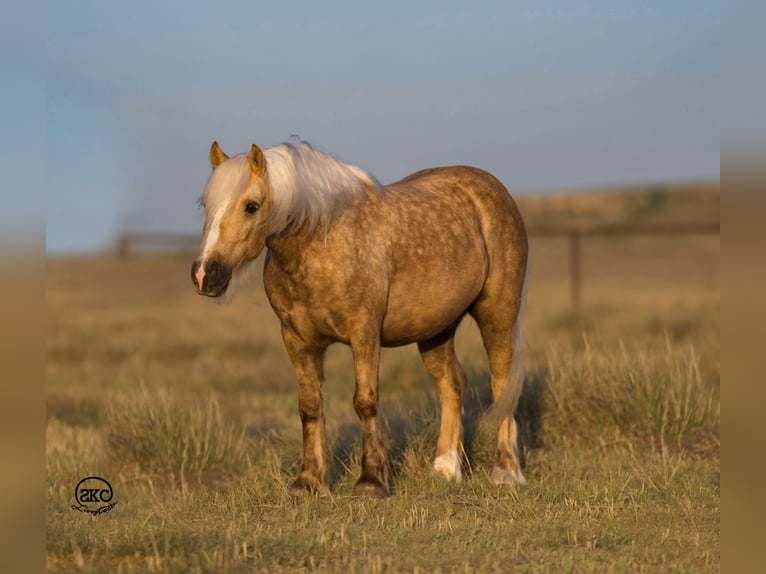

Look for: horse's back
[386,165,527,251]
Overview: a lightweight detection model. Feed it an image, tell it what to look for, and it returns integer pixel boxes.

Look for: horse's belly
[381,271,484,346]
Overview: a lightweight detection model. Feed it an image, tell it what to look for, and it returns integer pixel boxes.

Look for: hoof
[290,473,329,495]
[433,452,462,482]
[352,475,390,498]
[490,465,526,486]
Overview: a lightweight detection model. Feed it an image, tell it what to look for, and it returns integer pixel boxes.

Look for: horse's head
[191,141,271,297]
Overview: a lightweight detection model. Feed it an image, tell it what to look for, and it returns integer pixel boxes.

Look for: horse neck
[265,224,312,273]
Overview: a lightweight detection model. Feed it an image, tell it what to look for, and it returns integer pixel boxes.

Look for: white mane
[263,141,380,235]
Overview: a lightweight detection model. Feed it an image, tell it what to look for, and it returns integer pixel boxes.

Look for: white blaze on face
[195,155,252,290]
[201,200,230,260]
[195,263,206,291]
[196,198,230,289]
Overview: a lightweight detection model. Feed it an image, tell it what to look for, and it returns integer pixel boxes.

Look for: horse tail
[480,270,527,429]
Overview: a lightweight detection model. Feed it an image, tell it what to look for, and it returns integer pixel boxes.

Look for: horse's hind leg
[418,328,466,481]
[471,286,526,486]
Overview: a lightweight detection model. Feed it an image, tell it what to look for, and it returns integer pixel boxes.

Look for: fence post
[569,231,581,314]
[117,234,129,257]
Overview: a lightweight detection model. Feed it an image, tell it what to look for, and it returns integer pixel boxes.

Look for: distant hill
[514,180,719,228]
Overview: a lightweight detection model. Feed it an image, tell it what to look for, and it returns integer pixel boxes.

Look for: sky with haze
[46,1,719,253]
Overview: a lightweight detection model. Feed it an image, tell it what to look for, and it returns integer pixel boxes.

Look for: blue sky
[46,1,719,253]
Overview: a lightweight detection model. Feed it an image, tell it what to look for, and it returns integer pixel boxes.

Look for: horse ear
[249,144,265,176]
[210,141,229,169]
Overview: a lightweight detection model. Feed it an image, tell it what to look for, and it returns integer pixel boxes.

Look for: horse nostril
[191,259,230,296]
[208,262,219,282]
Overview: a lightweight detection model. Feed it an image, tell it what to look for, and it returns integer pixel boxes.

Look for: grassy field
[46,183,719,572]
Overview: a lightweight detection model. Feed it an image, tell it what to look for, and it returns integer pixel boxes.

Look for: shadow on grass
[329,421,360,487]
[47,395,102,428]
[327,366,547,489]
[461,367,546,472]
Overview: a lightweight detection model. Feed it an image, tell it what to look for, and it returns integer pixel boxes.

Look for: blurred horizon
[46,1,719,254]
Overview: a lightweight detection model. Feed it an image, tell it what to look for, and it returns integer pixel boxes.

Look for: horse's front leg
[351,332,389,497]
[281,325,329,494]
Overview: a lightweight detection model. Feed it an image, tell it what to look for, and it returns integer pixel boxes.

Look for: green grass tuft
[541,339,719,452]
[106,385,248,483]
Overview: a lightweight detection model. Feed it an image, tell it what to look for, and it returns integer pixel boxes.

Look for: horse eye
[244,201,260,214]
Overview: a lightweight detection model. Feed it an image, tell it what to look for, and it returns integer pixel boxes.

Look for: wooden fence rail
[116,232,200,256]
[524,222,720,313]
[116,221,720,312]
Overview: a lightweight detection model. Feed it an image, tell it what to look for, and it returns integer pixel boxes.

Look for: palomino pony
[192,140,528,497]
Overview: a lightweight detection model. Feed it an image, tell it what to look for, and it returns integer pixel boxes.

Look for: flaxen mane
[263,141,380,235]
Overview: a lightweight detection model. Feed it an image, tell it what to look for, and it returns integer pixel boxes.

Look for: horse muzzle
[191,258,231,297]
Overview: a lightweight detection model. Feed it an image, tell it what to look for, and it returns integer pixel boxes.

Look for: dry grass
[46,184,719,572]
[106,386,249,483]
